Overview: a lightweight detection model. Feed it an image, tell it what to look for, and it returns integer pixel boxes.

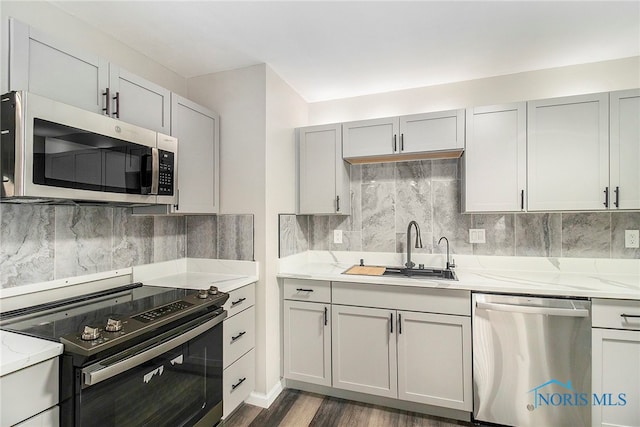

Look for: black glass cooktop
[0,283,197,342]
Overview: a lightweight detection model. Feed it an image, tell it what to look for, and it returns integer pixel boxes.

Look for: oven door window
[80,325,222,427]
[32,118,153,194]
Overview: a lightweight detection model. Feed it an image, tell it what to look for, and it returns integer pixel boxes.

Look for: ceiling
[50,1,640,103]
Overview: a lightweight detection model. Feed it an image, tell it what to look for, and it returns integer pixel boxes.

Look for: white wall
[0,1,187,95]
[309,56,640,124]
[264,65,308,391]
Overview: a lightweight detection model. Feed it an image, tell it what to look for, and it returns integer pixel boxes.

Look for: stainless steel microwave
[1,91,177,205]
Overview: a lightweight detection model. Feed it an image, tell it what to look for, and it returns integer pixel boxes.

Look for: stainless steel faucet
[438,236,456,270]
[405,221,423,269]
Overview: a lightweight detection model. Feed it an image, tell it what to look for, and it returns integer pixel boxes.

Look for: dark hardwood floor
[223,389,473,427]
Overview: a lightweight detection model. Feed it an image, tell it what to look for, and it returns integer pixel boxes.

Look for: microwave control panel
[158,150,174,195]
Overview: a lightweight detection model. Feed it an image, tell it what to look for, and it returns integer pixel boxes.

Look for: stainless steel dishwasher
[473,293,591,427]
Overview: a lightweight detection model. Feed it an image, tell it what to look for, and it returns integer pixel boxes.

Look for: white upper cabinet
[8,18,169,133]
[342,117,399,158]
[342,110,464,163]
[399,110,464,154]
[109,65,171,134]
[170,94,220,214]
[464,102,527,212]
[297,124,350,215]
[9,19,108,114]
[527,93,609,211]
[610,89,640,210]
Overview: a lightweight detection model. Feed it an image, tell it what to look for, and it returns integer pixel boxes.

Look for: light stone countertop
[278,251,640,300]
[0,331,63,377]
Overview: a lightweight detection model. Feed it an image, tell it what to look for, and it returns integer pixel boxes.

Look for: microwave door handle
[150,147,159,195]
[83,314,225,387]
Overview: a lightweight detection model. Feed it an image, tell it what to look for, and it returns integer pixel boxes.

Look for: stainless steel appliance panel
[473,293,591,427]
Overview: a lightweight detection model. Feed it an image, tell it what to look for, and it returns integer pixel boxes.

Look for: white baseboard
[245,379,284,409]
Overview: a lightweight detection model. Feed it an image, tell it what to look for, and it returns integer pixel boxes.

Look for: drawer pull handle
[621,314,640,318]
[231,297,246,306]
[231,377,246,390]
[296,288,314,292]
[231,331,246,342]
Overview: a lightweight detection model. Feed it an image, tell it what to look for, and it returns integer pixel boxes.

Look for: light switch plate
[625,230,639,248]
[333,229,343,244]
[469,229,486,244]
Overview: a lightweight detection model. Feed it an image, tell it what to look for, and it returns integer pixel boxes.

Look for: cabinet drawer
[223,349,255,419]
[593,299,640,330]
[283,279,331,303]
[332,282,470,316]
[0,357,59,427]
[224,306,255,368]
[223,283,255,318]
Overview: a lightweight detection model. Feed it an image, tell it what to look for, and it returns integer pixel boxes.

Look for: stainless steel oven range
[0,283,228,427]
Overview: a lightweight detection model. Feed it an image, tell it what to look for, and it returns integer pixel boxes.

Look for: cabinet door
[332,305,397,398]
[170,94,220,214]
[297,124,350,214]
[527,93,609,211]
[464,103,526,212]
[342,117,399,159]
[610,89,640,210]
[592,328,640,427]
[397,311,472,411]
[9,18,108,114]
[399,110,464,154]
[109,65,170,133]
[284,301,331,386]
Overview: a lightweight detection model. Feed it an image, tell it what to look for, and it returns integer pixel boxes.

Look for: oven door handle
[83,313,225,387]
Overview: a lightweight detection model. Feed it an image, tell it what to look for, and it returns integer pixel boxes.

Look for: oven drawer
[223,349,255,419]
[224,306,255,368]
[224,283,256,318]
[593,298,640,330]
[283,279,330,303]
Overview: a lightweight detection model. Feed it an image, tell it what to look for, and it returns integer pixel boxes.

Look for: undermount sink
[382,266,457,281]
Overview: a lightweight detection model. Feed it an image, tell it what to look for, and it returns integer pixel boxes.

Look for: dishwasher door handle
[476,301,589,317]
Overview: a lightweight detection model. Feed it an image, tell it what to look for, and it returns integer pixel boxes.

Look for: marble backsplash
[0,204,254,288]
[280,159,640,260]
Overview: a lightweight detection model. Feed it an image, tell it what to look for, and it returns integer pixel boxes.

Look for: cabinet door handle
[336,195,340,212]
[614,186,620,208]
[400,133,404,151]
[398,313,402,334]
[102,88,111,116]
[113,92,120,118]
[231,297,246,307]
[621,314,640,318]
[390,313,393,334]
[231,331,246,342]
[520,190,525,211]
[231,377,246,390]
[603,187,609,208]
[296,288,314,292]
[324,307,328,326]
[393,134,397,152]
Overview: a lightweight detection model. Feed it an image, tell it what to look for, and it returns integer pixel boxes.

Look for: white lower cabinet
[592,299,640,427]
[283,279,472,414]
[14,407,59,427]
[397,311,471,410]
[331,305,397,398]
[222,283,256,419]
[283,300,331,386]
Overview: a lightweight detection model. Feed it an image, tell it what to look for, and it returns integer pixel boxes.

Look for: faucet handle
[449,258,456,269]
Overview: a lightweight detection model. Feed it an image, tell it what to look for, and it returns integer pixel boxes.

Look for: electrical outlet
[469,229,486,244]
[333,229,343,244]
[625,230,639,249]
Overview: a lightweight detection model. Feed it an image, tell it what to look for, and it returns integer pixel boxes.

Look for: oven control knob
[208,286,219,295]
[81,326,101,341]
[197,289,209,299]
[105,318,123,332]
